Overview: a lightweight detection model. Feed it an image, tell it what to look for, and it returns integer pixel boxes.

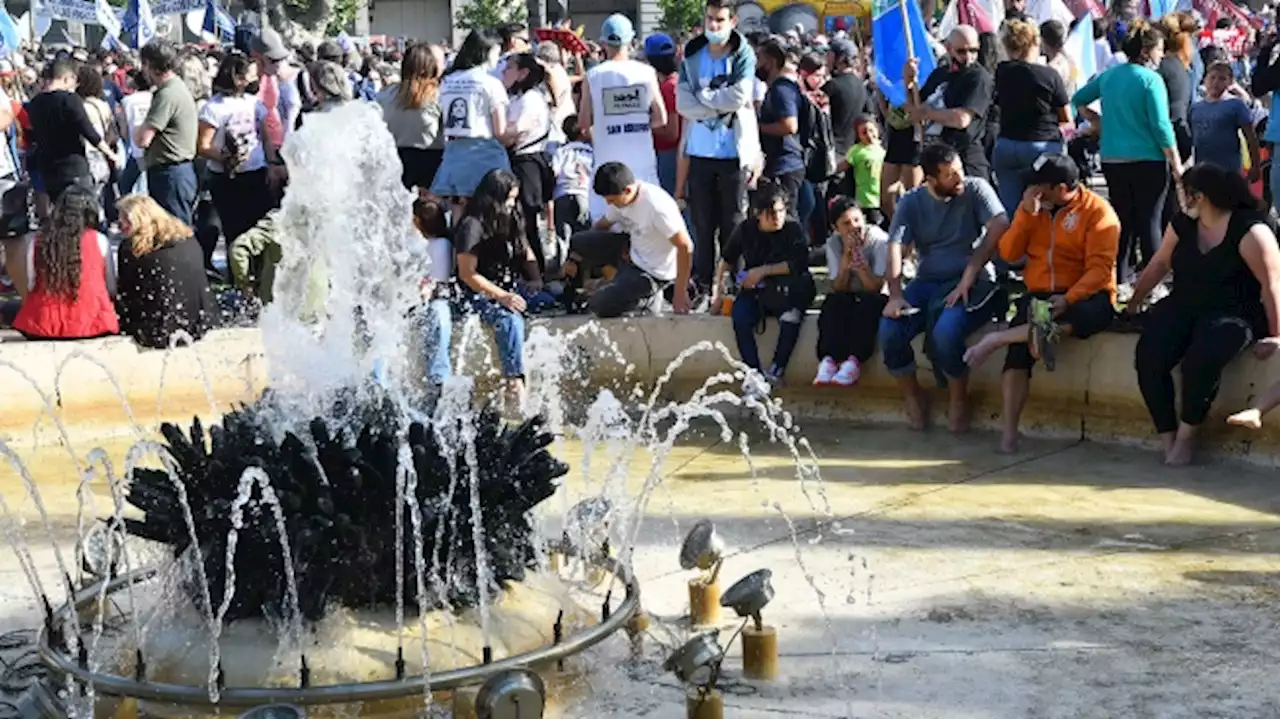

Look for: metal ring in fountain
[35,552,641,708]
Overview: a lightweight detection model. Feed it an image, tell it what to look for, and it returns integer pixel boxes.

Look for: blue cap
[644,32,676,57]
[601,14,636,46]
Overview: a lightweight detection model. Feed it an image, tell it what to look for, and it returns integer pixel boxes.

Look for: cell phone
[899,306,921,316]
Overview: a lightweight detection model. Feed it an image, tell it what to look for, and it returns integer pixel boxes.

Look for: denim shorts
[430,138,511,198]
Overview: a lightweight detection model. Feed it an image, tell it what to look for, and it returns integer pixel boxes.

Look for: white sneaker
[742,371,772,402]
[833,357,861,387]
[814,357,838,386]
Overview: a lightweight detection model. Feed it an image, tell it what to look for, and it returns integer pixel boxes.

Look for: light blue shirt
[684,52,738,160]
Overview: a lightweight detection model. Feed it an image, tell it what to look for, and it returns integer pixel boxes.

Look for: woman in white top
[430,29,511,201]
[197,52,276,254]
[501,52,553,272]
[376,43,445,193]
[116,70,152,195]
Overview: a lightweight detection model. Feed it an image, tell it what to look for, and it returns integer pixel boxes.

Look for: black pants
[398,147,443,192]
[1102,161,1169,282]
[687,157,747,289]
[817,291,886,364]
[1135,299,1257,433]
[1160,122,1193,232]
[1004,291,1114,375]
[209,169,271,247]
[765,169,804,222]
[568,229,659,318]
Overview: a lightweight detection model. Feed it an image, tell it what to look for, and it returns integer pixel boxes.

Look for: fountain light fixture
[237,705,307,719]
[15,679,64,719]
[679,519,725,581]
[80,521,124,580]
[664,631,725,689]
[561,496,613,556]
[475,668,546,719]
[720,568,775,631]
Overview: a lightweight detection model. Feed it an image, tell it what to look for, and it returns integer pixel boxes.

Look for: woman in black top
[710,183,815,388]
[1129,163,1280,466]
[454,169,544,403]
[115,194,217,349]
[991,19,1070,215]
[26,59,117,203]
[1156,13,1196,229]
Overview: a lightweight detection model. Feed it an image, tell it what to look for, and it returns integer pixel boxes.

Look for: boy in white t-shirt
[561,162,693,318]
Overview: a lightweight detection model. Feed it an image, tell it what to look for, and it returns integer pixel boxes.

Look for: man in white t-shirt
[562,162,693,317]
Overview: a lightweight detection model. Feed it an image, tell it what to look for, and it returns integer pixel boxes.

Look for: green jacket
[229,212,328,319]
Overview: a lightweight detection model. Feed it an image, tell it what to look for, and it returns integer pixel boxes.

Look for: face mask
[245,80,261,95]
[704,27,732,45]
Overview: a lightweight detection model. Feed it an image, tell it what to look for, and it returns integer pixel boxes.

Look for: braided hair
[36,186,100,299]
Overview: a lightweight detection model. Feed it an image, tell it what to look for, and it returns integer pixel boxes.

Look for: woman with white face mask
[1127,163,1280,466]
[431,30,511,204]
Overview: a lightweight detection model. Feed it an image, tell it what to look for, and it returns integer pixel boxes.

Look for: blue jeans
[146,161,198,226]
[992,138,1063,219]
[119,156,147,195]
[423,298,452,385]
[879,279,1004,381]
[732,291,804,374]
[466,294,525,378]
[656,148,678,196]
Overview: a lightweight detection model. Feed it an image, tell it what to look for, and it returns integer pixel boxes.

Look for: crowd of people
[2,0,1280,464]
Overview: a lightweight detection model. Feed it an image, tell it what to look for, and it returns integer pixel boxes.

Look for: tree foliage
[454,0,527,31]
[658,0,702,33]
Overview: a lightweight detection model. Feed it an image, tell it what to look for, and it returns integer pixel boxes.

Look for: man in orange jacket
[963,153,1120,453]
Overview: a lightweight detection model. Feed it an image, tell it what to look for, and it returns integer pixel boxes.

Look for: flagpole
[899,0,921,108]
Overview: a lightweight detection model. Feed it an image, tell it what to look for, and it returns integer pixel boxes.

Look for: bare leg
[896,373,929,431]
[1165,422,1198,466]
[947,375,971,433]
[965,325,1030,367]
[999,369,1030,453]
[1227,380,1280,429]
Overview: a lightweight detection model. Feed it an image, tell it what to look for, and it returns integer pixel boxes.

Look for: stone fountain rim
[37,556,640,708]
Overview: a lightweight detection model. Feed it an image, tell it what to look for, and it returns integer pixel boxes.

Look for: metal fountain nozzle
[680,519,725,580]
[238,705,306,719]
[720,569,775,630]
[665,631,725,689]
[81,521,124,580]
[475,668,547,719]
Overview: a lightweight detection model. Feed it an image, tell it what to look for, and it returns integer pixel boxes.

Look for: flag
[1147,0,1176,18]
[95,0,121,40]
[1026,0,1074,25]
[1066,13,1097,83]
[121,0,155,49]
[0,11,19,56]
[956,0,995,32]
[202,0,234,40]
[939,0,1003,37]
[872,0,936,108]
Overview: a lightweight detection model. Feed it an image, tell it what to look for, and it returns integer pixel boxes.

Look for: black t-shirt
[919,63,993,166]
[453,215,529,291]
[823,73,873,154]
[26,90,102,170]
[994,60,1069,142]
[759,77,806,177]
[1157,56,1191,126]
[722,218,811,276]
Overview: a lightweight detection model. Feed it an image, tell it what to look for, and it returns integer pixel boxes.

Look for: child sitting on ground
[836,115,887,228]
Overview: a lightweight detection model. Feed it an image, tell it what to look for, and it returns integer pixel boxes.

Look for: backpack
[797,90,836,183]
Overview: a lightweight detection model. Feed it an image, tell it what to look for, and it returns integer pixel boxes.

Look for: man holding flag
[905,25,995,181]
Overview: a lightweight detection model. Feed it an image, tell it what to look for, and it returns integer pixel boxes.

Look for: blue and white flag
[95,0,121,39]
[121,0,156,48]
[202,0,234,40]
[0,11,20,56]
[872,0,936,107]
[1067,13,1097,83]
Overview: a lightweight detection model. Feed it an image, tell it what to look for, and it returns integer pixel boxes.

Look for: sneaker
[742,371,772,402]
[814,357,838,386]
[833,356,861,386]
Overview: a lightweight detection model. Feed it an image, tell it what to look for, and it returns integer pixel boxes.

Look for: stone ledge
[3,317,1278,464]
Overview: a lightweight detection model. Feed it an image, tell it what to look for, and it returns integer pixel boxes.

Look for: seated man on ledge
[963,153,1119,453]
[563,162,693,317]
[880,142,1010,433]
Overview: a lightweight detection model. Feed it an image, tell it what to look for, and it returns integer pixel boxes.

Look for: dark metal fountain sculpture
[123,389,568,623]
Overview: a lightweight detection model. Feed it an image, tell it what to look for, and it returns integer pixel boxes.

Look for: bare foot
[948,397,971,434]
[1160,433,1175,457]
[1164,438,1194,466]
[997,431,1019,454]
[963,335,1001,368]
[1227,408,1263,430]
[905,391,928,431]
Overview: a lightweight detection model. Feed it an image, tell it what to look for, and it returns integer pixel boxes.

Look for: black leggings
[687,157,747,289]
[1135,299,1257,434]
[817,291,886,364]
[1102,161,1169,282]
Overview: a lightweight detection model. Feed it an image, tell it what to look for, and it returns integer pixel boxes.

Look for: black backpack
[797,89,836,183]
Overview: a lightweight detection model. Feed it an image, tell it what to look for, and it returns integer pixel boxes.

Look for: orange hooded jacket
[998,185,1120,305]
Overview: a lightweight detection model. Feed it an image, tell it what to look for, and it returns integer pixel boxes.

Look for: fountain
[0,102,834,718]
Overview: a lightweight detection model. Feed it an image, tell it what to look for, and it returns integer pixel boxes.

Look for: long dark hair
[1182,163,1265,213]
[504,52,545,95]
[447,30,500,76]
[463,169,525,248]
[37,186,100,298]
[212,51,253,96]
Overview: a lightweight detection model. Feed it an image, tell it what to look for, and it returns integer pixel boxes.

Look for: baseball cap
[1024,152,1079,188]
[251,28,291,62]
[644,32,676,57]
[317,39,344,62]
[601,14,636,46]
[829,37,858,61]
